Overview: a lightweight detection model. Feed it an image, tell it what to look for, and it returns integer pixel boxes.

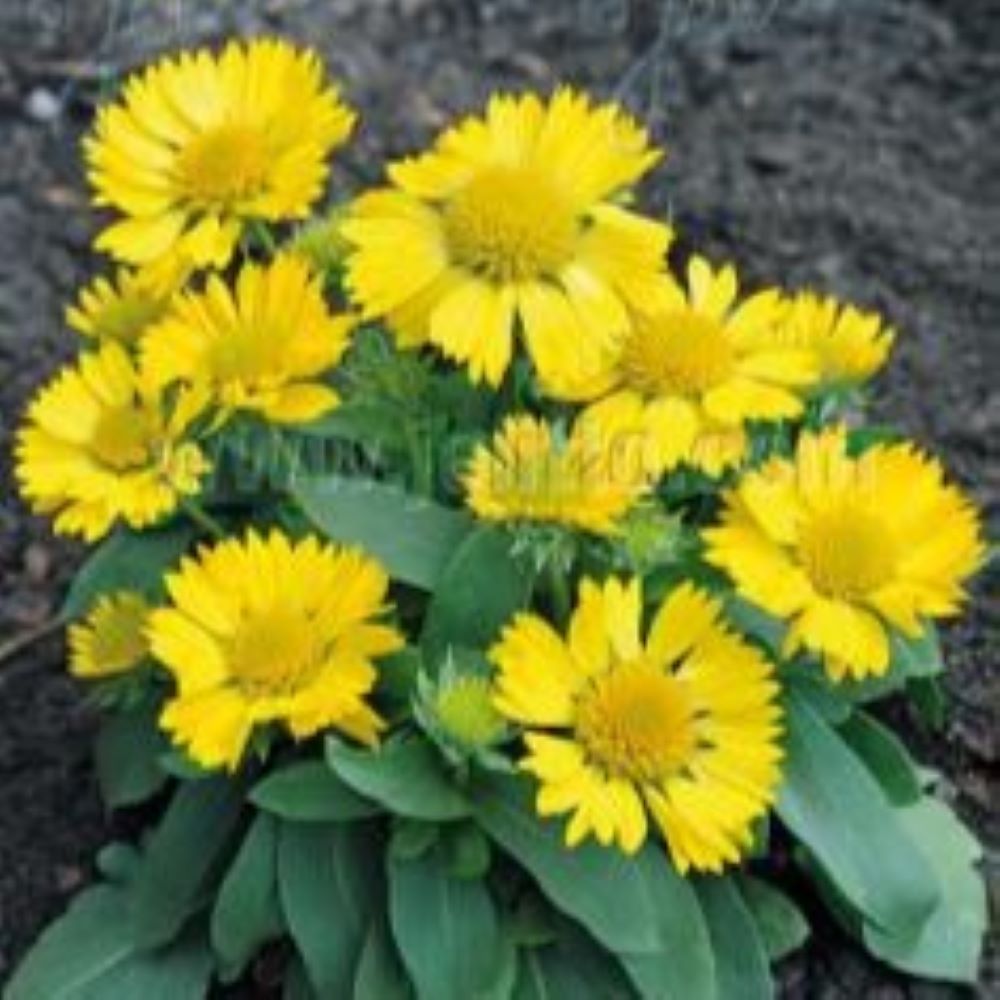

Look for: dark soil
[0,0,997,995]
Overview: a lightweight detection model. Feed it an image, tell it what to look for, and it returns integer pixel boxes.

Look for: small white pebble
[24,87,62,123]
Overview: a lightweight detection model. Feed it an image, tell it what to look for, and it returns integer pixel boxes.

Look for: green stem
[406,422,434,497]
[547,559,572,626]
[182,498,227,540]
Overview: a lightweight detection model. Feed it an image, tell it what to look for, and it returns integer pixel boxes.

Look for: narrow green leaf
[615,849,715,1000]
[695,877,772,1000]
[777,691,939,936]
[784,670,852,724]
[389,818,441,861]
[737,875,810,961]
[864,797,986,983]
[211,813,283,976]
[353,918,412,1000]
[129,777,246,949]
[293,476,472,588]
[388,845,502,1000]
[326,736,471,821]
[251,760,381,821]
[839,711,922,806]
[62,522,196,618]
[472,774,659,954]
[421,526,531,658]
[278,821,378,996]
[94,704,170,809]
[6,886,212,1000]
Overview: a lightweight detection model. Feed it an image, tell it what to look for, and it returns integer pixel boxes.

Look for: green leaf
[293,476,472,588]
[389,818,441,861]
[472,774,658,955]
[353,917,412,1000]
[421,526,531,658]
[614,849,715,1000]
[211,813,283,977]
[443,823,492,880]
[695,877,772,1000]
[864,797,986,983]
[62,522,196,618]
[783,669,852,724]
[129,777,246,949]
[725,595,786,655]
[838,711,922,806]
[326,736,471,821]
[6,886,212,1000]
[251,760,381,821]
[388,845,503,1000]
[278,821,379,997]
[737,875,810,961]
[777,691,939,936]
[94,704,170,809]
[513,920,633,1000]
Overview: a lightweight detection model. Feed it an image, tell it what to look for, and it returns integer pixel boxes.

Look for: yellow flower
[85,38,355,270]
[15,342,209,541]
[66,265,177,346]
[69,591,152,678]
[776,292,895,385]
[704,426,984,681]
[142,254,354,424]
[464,414,649,535]
[342,89,672,392]
[149,530,404,771]
[580,256,818,477]
[490,578,783,872]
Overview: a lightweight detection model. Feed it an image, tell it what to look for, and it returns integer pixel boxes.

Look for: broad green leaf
[278,821,379,997]
[472,774,659,954]
[513,920,633,1000]
[326,736,471,821]
[615,849,715,1000]
[864,797,986,983]
[389,818,441,860]
[353,918,412,1000]
[737,875,810,961]
[211,813,283,977]
[421,526,531,658]
[293,476,472,588]
[725,595,785,655]
[695,877,772,1000]
[129,777,246,949]
[777,692,939,936]
[94,704,170,809]
[388,845,503,1000]
[6,886,212,1000]
[443,823,492,879]
[783,669,852,724]
[62,523,196,618]
[838,711,922,806]
[250,760,381,821]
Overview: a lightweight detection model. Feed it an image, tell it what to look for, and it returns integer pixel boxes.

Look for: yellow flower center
[443,167,577,282]
[90,406,155,470]
[176,123,269,207]
[623,312,734,397]
[435,677,506,747]
[575,662,696,782]
[798,506,896,599]
[227,606,320,695]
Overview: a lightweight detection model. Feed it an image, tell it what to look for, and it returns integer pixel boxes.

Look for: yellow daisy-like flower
[142,254,353,425]
[15,342,209,541]
[464,414,649,535]
[148,530,404,771]
[776,292,895,385]
[703,426,984,680]
[490,578,783,872]
[86,38,355,270]
[342,89,672,391]
[69,591,152,679]
[580,256,818,477]
[66,266,176,346]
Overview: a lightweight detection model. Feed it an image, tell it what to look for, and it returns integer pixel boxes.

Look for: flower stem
[182,498,227,540]
[547,559,572,626]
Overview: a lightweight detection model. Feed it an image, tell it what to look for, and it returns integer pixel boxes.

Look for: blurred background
[0,0,996,993]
